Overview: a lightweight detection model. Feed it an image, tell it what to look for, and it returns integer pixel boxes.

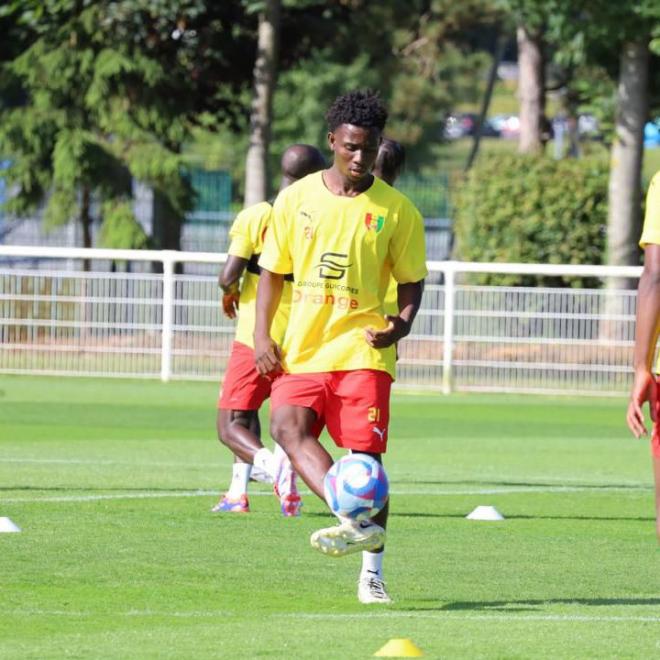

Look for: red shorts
[270,370,392,453]
[218,341,272,411]
[652,377,660,458]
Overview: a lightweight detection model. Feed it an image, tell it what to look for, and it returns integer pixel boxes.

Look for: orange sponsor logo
[292,288,358,310]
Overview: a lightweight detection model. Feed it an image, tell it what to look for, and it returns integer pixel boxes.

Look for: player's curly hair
[325,89,388,132]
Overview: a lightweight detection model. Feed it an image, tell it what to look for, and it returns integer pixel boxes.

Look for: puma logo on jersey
[372,427,386,441]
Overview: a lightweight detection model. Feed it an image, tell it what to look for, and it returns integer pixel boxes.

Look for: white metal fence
[0,246,645,395]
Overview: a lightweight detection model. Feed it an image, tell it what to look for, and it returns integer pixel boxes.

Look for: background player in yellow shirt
[214,144,325,516]
[626,170,660,541]
[255,90,427,603]
[373,138,406,319]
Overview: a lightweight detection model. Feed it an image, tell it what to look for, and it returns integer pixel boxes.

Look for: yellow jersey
[226,202,291,348]
[259,172,427,378]
[640,171,660,248]
[639,171,660,372]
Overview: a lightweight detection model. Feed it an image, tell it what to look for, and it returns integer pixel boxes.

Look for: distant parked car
[644,119,660,147]
[490,114,520,139]
[443,113,500,140]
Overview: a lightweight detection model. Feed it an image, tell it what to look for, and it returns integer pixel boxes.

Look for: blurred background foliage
[0,0,658,278]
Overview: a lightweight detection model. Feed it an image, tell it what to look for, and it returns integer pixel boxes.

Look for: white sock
[273,443,287,462]
[253,447,276,479]
[361,550,384,579]
[226,462,251,499]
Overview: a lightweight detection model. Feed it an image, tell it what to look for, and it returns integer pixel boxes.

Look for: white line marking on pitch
[0,484,652,504]
[0,457,215,468]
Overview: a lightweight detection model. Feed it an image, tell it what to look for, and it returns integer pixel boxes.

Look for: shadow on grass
[401,597,660,612]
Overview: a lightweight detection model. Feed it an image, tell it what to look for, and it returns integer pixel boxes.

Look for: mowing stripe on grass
[276,612,660,624]
[1,609,659,624]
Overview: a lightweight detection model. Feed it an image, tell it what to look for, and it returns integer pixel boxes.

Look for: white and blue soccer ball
[323,453,389,521]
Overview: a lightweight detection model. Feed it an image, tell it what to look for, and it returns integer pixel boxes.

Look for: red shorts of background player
[270,369,392,453]
[652,377,660,458]
[218,341,272,411]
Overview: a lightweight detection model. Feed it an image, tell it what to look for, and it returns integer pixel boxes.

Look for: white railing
[0,245,645,395]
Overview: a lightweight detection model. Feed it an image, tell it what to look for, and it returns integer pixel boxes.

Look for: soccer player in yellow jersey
[214,144,325,516]
[255,90,427,603]
[626,170,660,541]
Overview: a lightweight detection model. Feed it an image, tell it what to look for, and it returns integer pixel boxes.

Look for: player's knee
[216,410,229,444]
[217,409,248,447]
[270,417,303,452]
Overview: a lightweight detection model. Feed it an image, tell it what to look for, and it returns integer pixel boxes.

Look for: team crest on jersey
[365,213,385,233]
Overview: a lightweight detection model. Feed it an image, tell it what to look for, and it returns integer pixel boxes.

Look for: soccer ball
[323,453,389,521]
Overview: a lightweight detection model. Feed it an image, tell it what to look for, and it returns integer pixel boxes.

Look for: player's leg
[653,456,660,543]
[215,406,302,515]
[215,341,301,515]
[354,451,391,604]
[321,370,393,603]
[653,377,660,542]
[212,409,259,513]
[217,406,264,465]
[217,343,272,464]
[308,371,392,589]
[270,403,333,499]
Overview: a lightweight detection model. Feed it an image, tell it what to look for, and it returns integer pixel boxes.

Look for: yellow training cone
[374,638,424,657]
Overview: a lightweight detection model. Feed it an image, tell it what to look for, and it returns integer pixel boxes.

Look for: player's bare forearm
[632,245,660,372]
[219,255,248,291]
[254,269,285,374]
[365,280,424,348]
[218,256,248,319]
[627,245,660,437]
[396,280,424,329]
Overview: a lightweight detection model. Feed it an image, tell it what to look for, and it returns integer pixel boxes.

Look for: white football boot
[310,519,385,557]
[358,574,393,604]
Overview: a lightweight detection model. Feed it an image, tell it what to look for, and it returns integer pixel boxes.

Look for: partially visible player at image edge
[214,144,326,516]
[626,169,660,542]
[254,89,427,604]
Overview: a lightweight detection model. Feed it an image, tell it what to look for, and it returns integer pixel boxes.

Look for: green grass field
[1,376,658,659]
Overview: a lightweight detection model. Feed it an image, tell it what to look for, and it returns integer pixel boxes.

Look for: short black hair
[374,138,405,185]
[325,89,388,133]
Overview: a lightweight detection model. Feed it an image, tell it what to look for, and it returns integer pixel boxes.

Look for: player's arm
[627,243,660,437]
[254,269,285,375]
[218,255,248,319]
[365,280,424,348]
[253,195,292,375]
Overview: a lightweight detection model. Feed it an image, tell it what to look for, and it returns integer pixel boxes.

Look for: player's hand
[364,315,411,349]
[626,367,658,438]
[254,334,283,376]
[222,291,240,319]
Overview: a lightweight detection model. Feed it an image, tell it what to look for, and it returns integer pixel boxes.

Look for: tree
[496,0,557,154]
[244,0,281,206]
[608,39,649,282]
[546,1,660,278]
[0,0,259,258]
[270,0,501,171]
[516,23,546,153]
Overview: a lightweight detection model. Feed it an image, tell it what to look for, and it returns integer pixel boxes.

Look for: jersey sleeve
[258,192,293,274]
[389,200,428,283]
[227,208,257,259]
[640,171,660,248]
